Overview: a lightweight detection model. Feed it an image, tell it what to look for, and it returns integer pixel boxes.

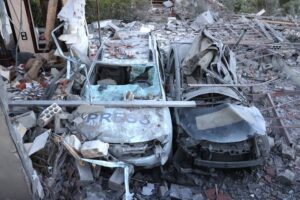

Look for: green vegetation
[221,0,300,15]
[86,0,150,23]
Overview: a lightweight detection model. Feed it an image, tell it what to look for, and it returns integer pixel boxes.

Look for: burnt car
[166,29,270,169]
[76,31,172,168]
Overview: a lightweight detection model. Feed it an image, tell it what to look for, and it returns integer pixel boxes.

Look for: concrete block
[75,161,94,183]
[64,135,81,151]
[109,166,134,191]
[38,103,62,127]
[277,169,295,185]
[109,168,125,191]
[80,140,109,158]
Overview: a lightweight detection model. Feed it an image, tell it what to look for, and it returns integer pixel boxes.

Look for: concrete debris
[193,193,205,200]
[80,140,109,158]
[170,184,193,200]
[159,185,169,197]
[281,142,295,160]
[92,20,121,32]
[277,169,295,185]
[3,4,300,200]
[64,135,81,151]
[109,168,125,191]
[0,65,15,81]
[295,157,300,168]
[28,130,50,156]
[268,136,275,148]
[23,143,33,153]
[38,103,62,127]
[163,1,173,8]
[75,161,94,183]
[142,183,155,196]
[190,10,215,31]
[14,122,27,138]
[13,111,37,129]
[109,166,134,191]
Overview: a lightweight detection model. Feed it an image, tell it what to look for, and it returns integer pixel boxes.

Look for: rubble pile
[2,7,300,200]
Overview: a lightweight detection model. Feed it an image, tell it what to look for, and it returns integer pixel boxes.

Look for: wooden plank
[45,0,59,45]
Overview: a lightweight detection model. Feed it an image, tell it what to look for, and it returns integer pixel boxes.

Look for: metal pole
[8,100,197,108]
[96,0,101,45]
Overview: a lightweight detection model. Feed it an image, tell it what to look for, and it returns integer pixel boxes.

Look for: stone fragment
[163,0,173,8]
[109,168,124,191]
[75,161,94,183]
[14,122,27,138]
[159,185,168,197]
[109,166,134,191]
[193,193,204,200]
[142,183,155,196]
[267,136,275,148]
[64,135,81,151]
[14,111,37,129]
[190,10,215,31]
[80,140,109,158]
[0,65,15,81]
[28,130,50,156]
[50,68,60,77]
[24,143,33,153]
[281,143,295,160]
[277,169,295,185]
[170,184,193,200]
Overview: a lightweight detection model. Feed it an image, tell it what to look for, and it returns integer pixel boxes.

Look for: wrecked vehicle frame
[166,29,270,169]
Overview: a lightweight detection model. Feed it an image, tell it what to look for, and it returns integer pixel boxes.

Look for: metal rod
[188,77,278,87]
[234,28,247,48]
[266,93,292,146]
[8,100,197,108]
[268,126,300,129]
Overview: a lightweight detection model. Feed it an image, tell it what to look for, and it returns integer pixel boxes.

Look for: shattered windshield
[84,64,162,101]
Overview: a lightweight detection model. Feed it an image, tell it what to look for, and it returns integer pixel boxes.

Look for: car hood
[177,103,266,143]
[76,107,172,144]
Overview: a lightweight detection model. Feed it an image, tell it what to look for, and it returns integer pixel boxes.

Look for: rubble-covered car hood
[177,103,266,143]
[75,108,172,144]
